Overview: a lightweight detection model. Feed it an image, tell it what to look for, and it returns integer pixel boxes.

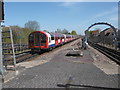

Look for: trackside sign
[0,0,4,21]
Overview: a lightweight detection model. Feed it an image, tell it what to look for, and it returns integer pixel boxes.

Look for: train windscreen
[29,33,34,46]
[35,33,40,46]
[29,32,47,47]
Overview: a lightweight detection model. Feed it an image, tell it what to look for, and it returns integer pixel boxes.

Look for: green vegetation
[55,28,70,34]
[2,24,78,45]
[55,29,78,35]
[84,30,92,36]
[2,26,34,44]
[70,30,77,35]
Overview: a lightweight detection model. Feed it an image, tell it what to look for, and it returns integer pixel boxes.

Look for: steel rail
[89,42,120,65]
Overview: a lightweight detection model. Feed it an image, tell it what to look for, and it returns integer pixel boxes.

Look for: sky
[3,1,118,35]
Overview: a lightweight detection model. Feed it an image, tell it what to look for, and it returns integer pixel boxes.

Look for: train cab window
[29,33,34,43]
[41,33,46,43]
[35,33,40,46]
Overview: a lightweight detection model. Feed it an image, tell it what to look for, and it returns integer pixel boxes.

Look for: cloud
[59,2,80,10]
[4,0,119,2]
[60,2,77,7]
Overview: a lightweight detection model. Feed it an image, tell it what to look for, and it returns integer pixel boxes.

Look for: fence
[2,43,29,54]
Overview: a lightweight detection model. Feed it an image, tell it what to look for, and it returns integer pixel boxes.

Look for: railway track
[89,42,120,65]
[4,39,79,67]
[4,51,36,65]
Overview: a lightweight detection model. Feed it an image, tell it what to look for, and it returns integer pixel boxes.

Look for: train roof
[30,31,78,37]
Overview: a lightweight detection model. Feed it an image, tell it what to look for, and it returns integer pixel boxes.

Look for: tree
[24,20,40,30]
[55,29,62,33]
[43,30,49,33]
[71,30,77,35]
[84,30,92,36]
[55,28,69,34]
[62,29,69,34]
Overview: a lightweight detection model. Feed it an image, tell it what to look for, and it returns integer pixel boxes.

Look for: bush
[2,26,34,44]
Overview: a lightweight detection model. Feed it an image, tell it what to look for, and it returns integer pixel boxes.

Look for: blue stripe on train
[49,44,55,47]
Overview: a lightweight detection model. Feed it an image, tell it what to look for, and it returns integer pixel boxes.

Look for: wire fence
[2,43,30,54]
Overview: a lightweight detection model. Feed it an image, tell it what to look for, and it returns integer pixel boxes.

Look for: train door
[35,32,40,46]
[63,35,66,43]
[55,36,58,45]
[41,33,47,47]
[60,36,62,44]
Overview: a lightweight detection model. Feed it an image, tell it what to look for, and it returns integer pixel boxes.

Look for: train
[28,31,79,53]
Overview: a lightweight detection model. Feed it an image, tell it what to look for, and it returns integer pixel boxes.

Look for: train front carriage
[29,31,48,53]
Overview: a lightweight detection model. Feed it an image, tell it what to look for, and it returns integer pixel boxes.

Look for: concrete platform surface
[2,40,120,89]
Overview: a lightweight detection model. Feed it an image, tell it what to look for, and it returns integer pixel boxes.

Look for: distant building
[90,30,100,36]
[98,28,115,45]
[104,28,114,36]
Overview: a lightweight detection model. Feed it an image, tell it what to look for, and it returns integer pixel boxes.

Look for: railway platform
[1,39,120,89]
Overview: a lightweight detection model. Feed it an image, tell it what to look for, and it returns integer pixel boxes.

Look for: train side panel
[28,31,79,53]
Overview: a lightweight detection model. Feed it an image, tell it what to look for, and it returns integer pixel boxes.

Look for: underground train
[28,31,78,53]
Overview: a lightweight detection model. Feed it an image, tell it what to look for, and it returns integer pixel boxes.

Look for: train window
[51,35,54,40]
[55,37,58,40]
[49,37,51,42]
[58,35,60,39]
[41,33,46,43]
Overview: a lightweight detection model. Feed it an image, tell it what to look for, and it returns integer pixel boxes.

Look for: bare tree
[55,29,62,33]
[24,20,40,30]
[62,28,69,34]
